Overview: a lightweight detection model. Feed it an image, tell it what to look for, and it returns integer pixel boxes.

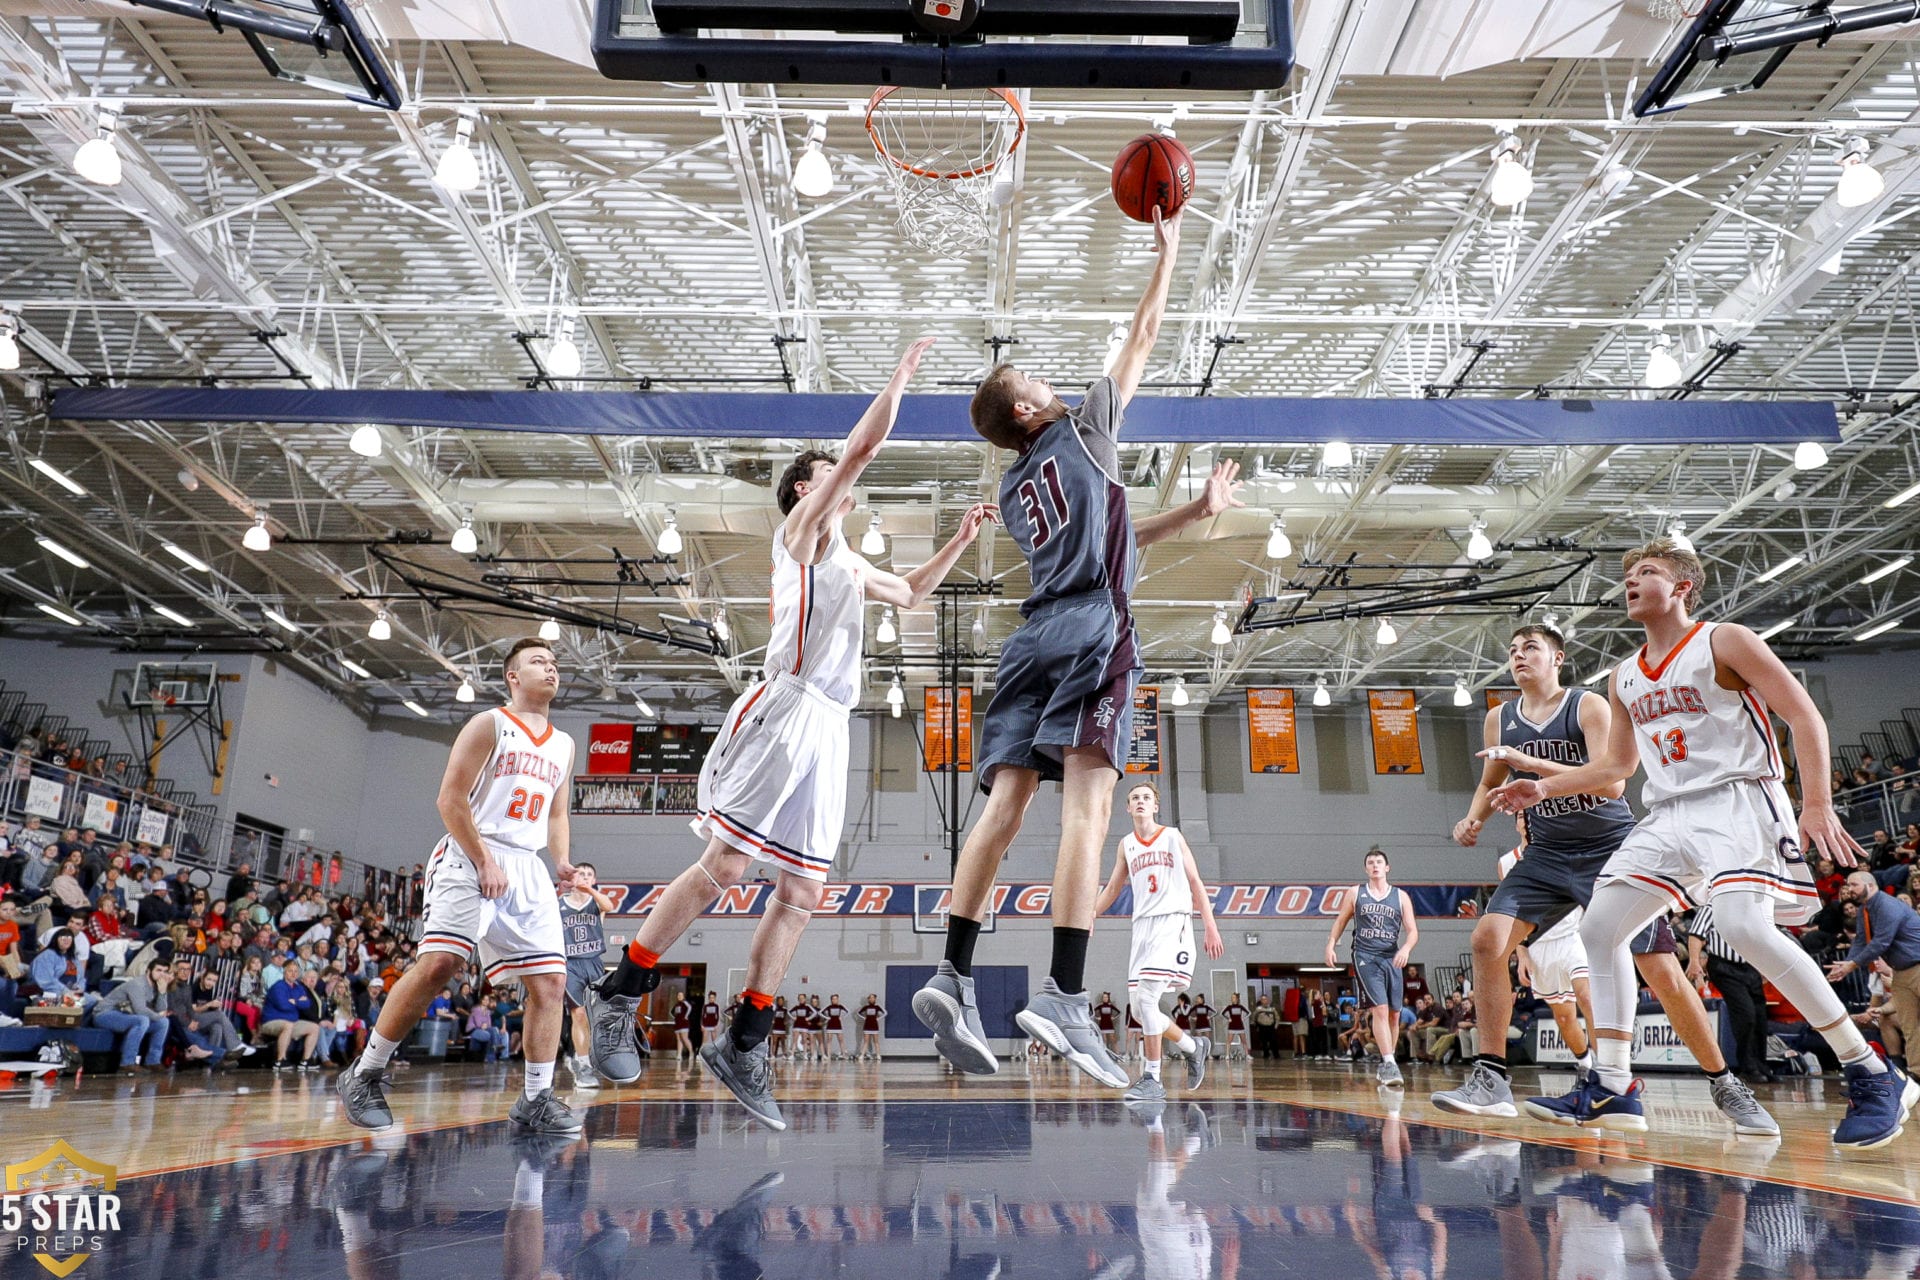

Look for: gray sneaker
[1015,980,1128,1088]
[1184,1037,1211,1091]
[508,1087,584,1134]
[700,1029,786,1131]
[569,1052,603,1090]
[911,961,999,1075]
[1711,1072,1780,1136]
[1123,1074,1168,1103]
[336,1055,394,1129]
[583,987,644,1084]
[1378,1056,1405,1088]
[1430,1061,1518,1118]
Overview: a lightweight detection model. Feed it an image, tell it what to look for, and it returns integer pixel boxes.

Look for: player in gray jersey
[1326,848,1418,1087]
[1436,624,1777,1136]
[557,863,615,1088]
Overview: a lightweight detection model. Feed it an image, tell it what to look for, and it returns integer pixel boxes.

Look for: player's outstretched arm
[1092,846,1130,918]
[1712,622,1867,868]
[864,503,998,609]
[1324,895,1355,968]
[1180,834,1224,958]
[1454,706,1509,846]
[438,713,507,899]
[1108,208,1184,408]
[1133,458,1243,549]
[1490,673,1638,813]
[785,337,934,562]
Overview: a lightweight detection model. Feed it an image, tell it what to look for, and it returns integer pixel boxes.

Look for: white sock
[1833,1026,1887,1072]
[361,1031,402,1073]
[1574,1050,1594,1072]
[334,1208,373,1254]
[1143,1058,1161,1080]
[511,1165,544,1208]
[1172,1033,1198,1056]
[1594,1038,1632,1093]
[524,1060,555,1099]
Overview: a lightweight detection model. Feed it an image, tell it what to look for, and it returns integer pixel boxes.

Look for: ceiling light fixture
[1856,618,1901,642]
[0,311,19,371]
[1453,678,1471,707]
[1312,676,1331,707]
[403,699,431,717]
[434,112,481,193]
[348,424,383,458]
[657,509,683,556]
[454,678,475,703]
[1375,617,1398,646]
[29,458,86,496]
[1323,439,1353,469]
[1860,556,1912,585]
[35,536,89,569]
[36,602,86,628]
[1793,440,1830,470]
[886,673,905,711]
[1835,136,1884,208]
[73,105,123,187]
[1583,665,1613,685]
[1171,676,1190,707]
[971,610,988,648]
[339,657,372,678]
[1644,333,1683,389]
[876,606,897,644]
[792,118,833,198]
[161,542,210,572]
[1465,518,1493,562]
[1885,480,1920,509]
[368,610,392,641]
[1210,608,1232,646]
[150,604,195,628]
[450,517,478,556]
[1755,618,1796,642]
[263,607,300,632]
[538,617,561,642]
[862,514,885,556]
[242,513,271,552]
[1753,554,1805,583]
[1266,516,1291,560]
[546,315,582,380]
[634,694,657,719]
[711,609,731,643]
[1487,131,1535,208]
[1667,520,1695,553]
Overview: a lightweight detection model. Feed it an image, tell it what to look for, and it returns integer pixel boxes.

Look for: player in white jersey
[586,337,996,1129]
[1094,782,1223,1102]
[1495,536,1917,1149]
[339,637,583,1135]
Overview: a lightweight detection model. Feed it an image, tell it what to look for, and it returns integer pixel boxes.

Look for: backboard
[593,0,1294,90]
[1633,0,1823,118]
[127,661,218,711]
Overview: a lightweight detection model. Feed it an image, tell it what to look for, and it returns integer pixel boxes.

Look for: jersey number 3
[1650,728,1689,767]
[1016,456,1073,549]
[1145,873,1159,895]
[506,788,545,821]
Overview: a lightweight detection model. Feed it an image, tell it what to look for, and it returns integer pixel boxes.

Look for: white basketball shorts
[417,837,568,986]
[1597,778,1820,926]
[1526,927,1590,1006]
[1128,912,1196,992]
[693,672,849,882]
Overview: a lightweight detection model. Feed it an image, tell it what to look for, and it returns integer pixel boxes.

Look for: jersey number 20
[1016,456,1073,548]
[506,788,545,821]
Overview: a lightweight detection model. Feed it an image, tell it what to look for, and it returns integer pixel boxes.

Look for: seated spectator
[233,956,267,1035]
[259,960,323,1070]
[94,959,194,1073]
[13,817,52,861]
[317,973,361,1064]
[18,843,60,898]
[135,881,176,936]
[224,861,255,905]
[1862,751,1890,781]
[426,988,455,1022]
[163,957,231,1068]
[466,996,507,1062]
[92,868,128,912]
[28,928,86,1001]
[47,857,91,923]
[0,899,23,1012]
[1900,822,1920,859]
[1870,830,1899,871]
[450,979,476,1023]
[206,899,228,933]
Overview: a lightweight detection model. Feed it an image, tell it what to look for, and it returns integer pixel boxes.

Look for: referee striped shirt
[1683,905,1745,964]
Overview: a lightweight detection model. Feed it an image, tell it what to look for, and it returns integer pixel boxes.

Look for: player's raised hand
[1488,778,1545,815]
[1200,459,1245,517]
[1799,800,1865,868]
[956,502,999,542]
[1452,816,1483,847]
[894,336,937,381]
[1151,205,1184,254]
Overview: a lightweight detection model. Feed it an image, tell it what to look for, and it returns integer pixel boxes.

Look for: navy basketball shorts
[1354,954,1403,1011]
[975,590,1140,792]
[1629,915,1677,956]
[1484,844,1616,933]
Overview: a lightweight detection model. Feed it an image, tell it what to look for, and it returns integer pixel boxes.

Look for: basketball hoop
[865,85,1025,258]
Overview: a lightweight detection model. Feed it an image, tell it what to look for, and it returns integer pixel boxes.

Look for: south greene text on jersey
[492,748,564,788]
[1625,685,1709,727]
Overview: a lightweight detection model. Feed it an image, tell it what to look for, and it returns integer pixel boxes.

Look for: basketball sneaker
[336,1055,394,1129]
[912,961,999,1076]
[1377,1056,1404,1088]
[700,1030,786,1131]
[1832,1057,1918,1151]
[508,1087,584,1135]
[1709,1072,1779,1136]
[1430,1061,1518,1118]
[582,986,644,1085]
[1123,1075,1168,1104]
[568,1052,603,1090]
[1183,1037,1211,1090]
[693,1172,783,1273]
[1015,980,1128,1088]
[1522,1070,1647,1132]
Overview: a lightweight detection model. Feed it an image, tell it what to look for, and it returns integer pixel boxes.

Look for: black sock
[1477,1053,1509,1078]
[946,915,983,977]
[1049,927,1091,995]
[1706,1066,1733,1082]
[730,1002,776,1052]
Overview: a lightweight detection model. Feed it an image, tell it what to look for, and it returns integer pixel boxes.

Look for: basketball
[1110,133,1194,223]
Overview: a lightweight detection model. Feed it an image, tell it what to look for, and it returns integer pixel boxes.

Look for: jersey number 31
[1016,457,1073,549]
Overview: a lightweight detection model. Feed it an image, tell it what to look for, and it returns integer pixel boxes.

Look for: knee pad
[1131,984,1170,1038]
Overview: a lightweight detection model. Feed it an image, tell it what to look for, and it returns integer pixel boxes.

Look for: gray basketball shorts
[975,590,1140,792]
[1484,843,1617,933]
[564,955,608,1008]
[1354,954,1403,1011]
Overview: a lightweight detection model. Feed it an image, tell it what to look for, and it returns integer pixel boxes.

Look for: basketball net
[865,86,1025,258]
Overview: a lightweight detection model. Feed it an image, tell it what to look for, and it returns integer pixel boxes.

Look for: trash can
[411,1020,450,1058]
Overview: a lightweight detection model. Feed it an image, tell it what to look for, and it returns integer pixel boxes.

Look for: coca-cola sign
[586,723,634,775]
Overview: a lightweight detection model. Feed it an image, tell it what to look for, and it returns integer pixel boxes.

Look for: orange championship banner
[1485,689,1520,709]
[924,687,973,772]
[1246,688,1300,774]
[1368,690,1425,775]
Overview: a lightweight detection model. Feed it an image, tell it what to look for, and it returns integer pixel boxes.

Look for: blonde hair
[1622,536,1708,608]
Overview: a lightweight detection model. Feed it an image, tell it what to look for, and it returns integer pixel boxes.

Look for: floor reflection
[59,1092,1920,1280]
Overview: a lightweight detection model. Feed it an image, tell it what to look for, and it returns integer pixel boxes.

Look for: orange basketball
[1111,133,1194,223]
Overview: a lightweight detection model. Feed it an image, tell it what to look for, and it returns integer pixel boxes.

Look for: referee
[1683,904,1773,1083]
